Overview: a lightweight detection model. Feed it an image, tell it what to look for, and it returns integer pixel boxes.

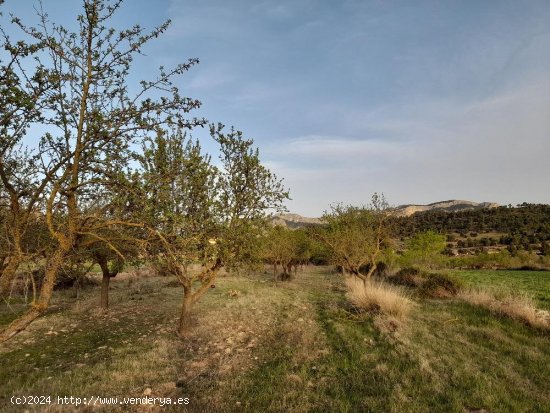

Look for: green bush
[399,231,447,270]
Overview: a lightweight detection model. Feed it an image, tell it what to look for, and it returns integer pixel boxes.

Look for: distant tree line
[391,204,550,251]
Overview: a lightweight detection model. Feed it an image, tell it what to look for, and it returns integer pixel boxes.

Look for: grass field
[450,269,550,309]
[0,267,549,412]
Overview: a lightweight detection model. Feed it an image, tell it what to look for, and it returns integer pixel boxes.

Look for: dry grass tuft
[345,277,414,320]
[459,287,550,330]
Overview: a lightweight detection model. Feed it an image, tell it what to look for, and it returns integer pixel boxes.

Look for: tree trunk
[365,262,377,279]
[0,255,23,298]
[287,263,292,278]
[96,254,119,310]
[33,247,64,310]
[101,274,110,309]
[351,268,368,285]
[0,247,66,343]
[0,307,41,342]
[178,286,194,336]
[177,261,222,336]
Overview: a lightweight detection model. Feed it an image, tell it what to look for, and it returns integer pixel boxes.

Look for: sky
[2,0,549,216]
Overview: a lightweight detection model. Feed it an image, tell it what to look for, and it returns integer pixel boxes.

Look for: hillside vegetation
[392,203,550,240]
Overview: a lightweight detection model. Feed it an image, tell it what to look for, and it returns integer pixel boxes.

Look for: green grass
[223,273,549,412]
[450,269,550,309]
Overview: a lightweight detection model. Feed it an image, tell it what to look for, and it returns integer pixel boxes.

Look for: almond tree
[261,227,311,280]
[0,0,204,342]
[136,125,288,336]
[78,223,142,309]
[320,194,392,282]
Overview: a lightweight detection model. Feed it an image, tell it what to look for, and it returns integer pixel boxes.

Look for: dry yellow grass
[459,287,550,330]
[345,277,413,319]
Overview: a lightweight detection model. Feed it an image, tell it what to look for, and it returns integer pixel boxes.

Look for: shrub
[459,288,549,330]
[374,262,389,277]
[359,261,389,278]
[345,278,413,319]
[418,273,461,298]
[387,267,422,288]
[396,267,421,277]
[399,230,447,270]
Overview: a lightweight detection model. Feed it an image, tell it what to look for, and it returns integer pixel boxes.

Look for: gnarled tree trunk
[178,284,194,336]
[365,261,377,279]
[95,253,120,310]
[0,254,23,298]
[0,247,67,343]
[177,259,223,337]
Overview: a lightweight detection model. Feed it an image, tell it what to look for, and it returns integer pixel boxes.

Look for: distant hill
[270,213,323,229]
[271,200,500,228]
[394,200,499,217]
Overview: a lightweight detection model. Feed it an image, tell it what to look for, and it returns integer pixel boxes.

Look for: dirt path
[173,267,337,412]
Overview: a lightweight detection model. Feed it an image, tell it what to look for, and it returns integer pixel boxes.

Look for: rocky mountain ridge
[271,200,499,227]
[394,200,499,217]
[270,213,324,228]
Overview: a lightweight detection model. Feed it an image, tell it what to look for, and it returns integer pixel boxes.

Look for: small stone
[143,388,152,396]
[225,348,232,354]
[25,354,30,357]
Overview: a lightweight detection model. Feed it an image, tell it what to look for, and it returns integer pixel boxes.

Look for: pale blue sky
[2,0,550,215]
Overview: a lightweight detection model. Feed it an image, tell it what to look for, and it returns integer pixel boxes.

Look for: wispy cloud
[267,135,413,159]
[265,76,550,214]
